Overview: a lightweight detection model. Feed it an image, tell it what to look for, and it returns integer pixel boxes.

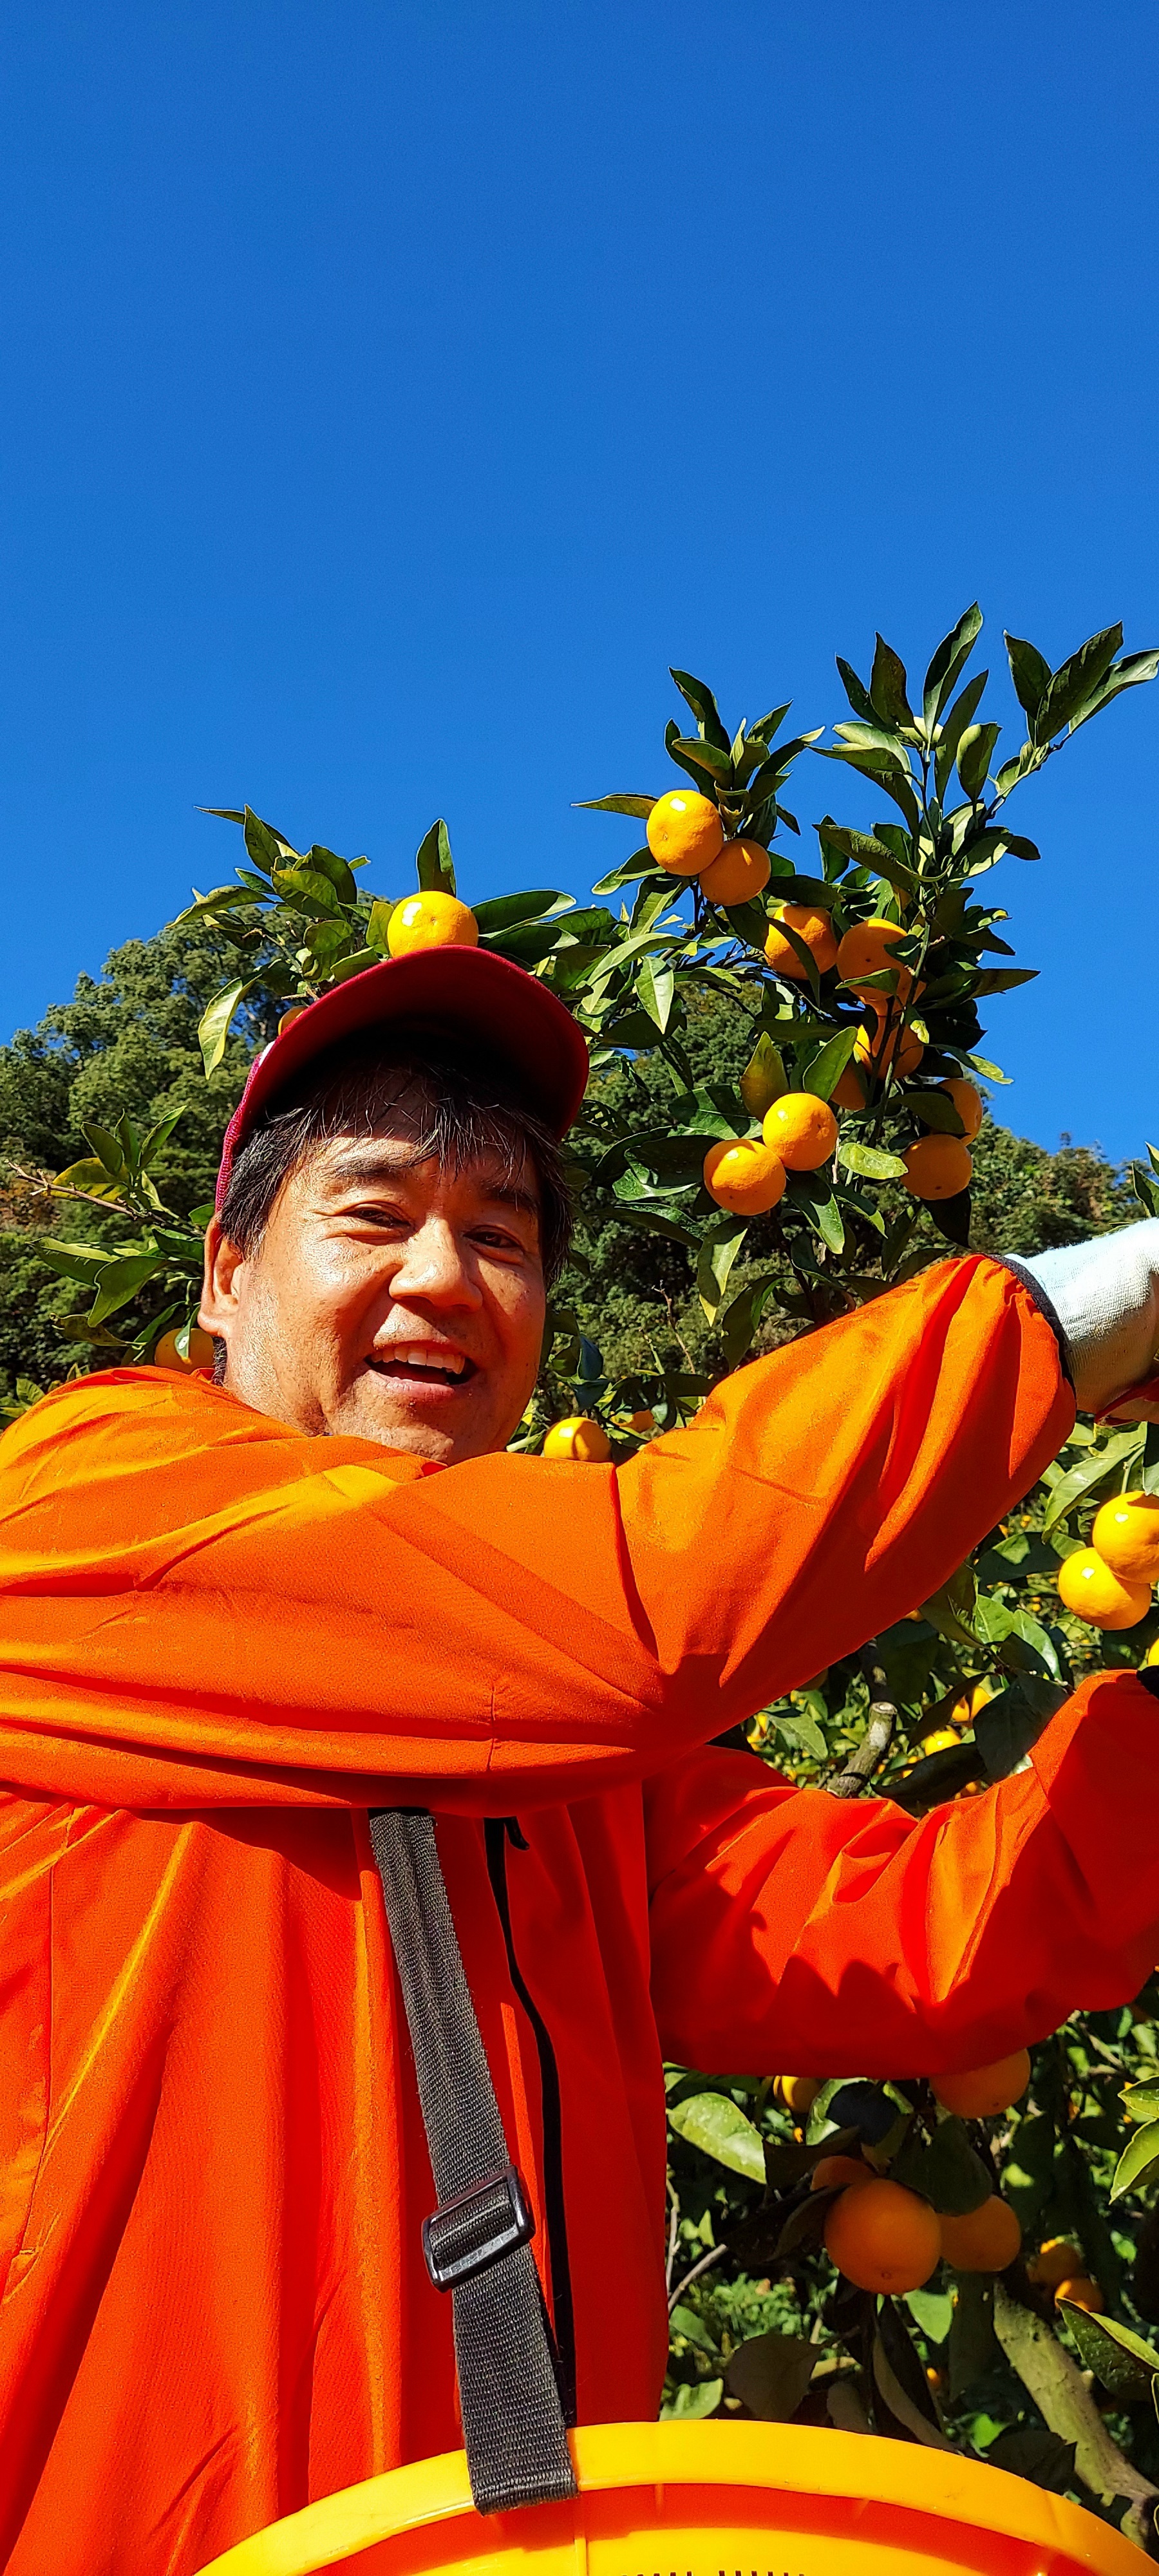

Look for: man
[0,943,1158,2575]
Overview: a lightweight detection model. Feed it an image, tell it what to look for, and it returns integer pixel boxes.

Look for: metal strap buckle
[422,2161,535,2293]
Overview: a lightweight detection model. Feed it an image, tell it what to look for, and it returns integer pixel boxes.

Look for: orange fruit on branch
[773,2074,822,2117]
[824,2177,942,2294]
[1055,2275,1105,2315]
[1028,2237,1082,2288]
[763,905,839,979]
[387,892,479,955]
[902,1135,972,1200]
[939,1077,984,1140]
[154,1327,216,1372]
[831,1061,868,1111]
[938,2195,1021,2273]
[761,1093,838,1171]
[646,788,724,876]
[933,2050,1030,2119]
[542,1416,612,1463]
[699,837,771,907]
[836,917,919,1003]
[1091,1490,1159,1585]
[810,2153,871,2193]
[1057,1547,1150,1630]
[702,1137,787,1215]
[853,1016,925,1081]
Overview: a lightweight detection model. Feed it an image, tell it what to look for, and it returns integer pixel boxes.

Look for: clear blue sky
[1,0,1156,1159]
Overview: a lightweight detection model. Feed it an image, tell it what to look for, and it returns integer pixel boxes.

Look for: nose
[388,1216,482,1312]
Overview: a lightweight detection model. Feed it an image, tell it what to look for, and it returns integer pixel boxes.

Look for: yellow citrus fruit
[386,892,479,955]
[810,2153,871,2193]
[645,789,724,876]
[919,1727,961,1754]
[702,1137,787,1215]
[1055,2275,1105,2315]
[153,1327,216,1373]
[542,1416,612,1463]
[824,2178,942,2294]
[761,1093,838,1171]
[1091,1491,1159,1585]
[831,1061,868,1112]
[939,1077,984,1140]
[1028,2237,1082,2288]
[902,1135,973,1200]
[853,1016,925,1081]
[933,2050,1031,2119]
[625,1408,655,1435]
[1057,1547,1151,1630]
[278,1006,308,1035]
[773,2074,821,2117]
[763,905,839,979]
[1144,1638,1159,1667]
[836,917,918,1002]
[938,2195,1022,2273]
[699,837,771,907]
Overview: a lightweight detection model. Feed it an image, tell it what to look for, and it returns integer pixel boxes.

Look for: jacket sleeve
[645,1668,1159,2076]
[0,1253,1069,1812]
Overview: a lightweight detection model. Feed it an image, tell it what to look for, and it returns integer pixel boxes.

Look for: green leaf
[720,1274,780,1367]
[668,2090,766,2183]
[1110,2117,1159,2201]
[1058,2303,1159,2401]
[815,820,918,894]
[1124,2081,1159,2123]
[839,1139,908,1181]
[933,672,989,802]
[1033,623,1122,744]
[304,844,358,905]
[970,967,1038,996]
[576,793,657,819]
[725,2331,818,2423]
[904,1088,965,1137]
[697,1218,748,1323]
[366,896,396,951]
[138,1110,184,1169]
[956,721,1001,800]
[739,1033,786,1117]
[88,1251,165,1327]
[243,807,294,875]
[473,891,567,932]
[1040,1427,1143,1533]
[905,2289,954,2344]
[81,1122,127,1179]
[922,605,983,726]
[52,1158,127,1201]
[891,2115,991,2215]
[834,657,876,723]
[636,954,675,1033]
[1066,646,1159,734]
[272,865,343,918]
[198,978,255,1075]
[328,948,382,983]
[1004,633,1051,722]
[669,734,731,784]
[983,2428,1076,2494]
[869,635,913,729]
[660,2376,722,2420]
[670,668,732,753]
[415,819,457,896]
[800,1027,856,1103]
[669,2302,717,2353]
[921,1562,978,1648]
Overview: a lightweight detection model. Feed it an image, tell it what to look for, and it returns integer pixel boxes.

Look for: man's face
[200,1097,547,1463]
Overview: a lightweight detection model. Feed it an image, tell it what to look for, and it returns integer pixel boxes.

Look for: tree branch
[994,2283,1159,2520]
[827,1643,898,1800]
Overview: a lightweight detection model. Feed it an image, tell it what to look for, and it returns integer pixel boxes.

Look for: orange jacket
[0,1253,1153,2575]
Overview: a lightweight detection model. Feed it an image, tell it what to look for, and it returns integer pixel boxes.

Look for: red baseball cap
[214,945,590,1211]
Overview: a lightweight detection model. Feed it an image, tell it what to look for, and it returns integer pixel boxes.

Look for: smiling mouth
[368,1345,477,1390]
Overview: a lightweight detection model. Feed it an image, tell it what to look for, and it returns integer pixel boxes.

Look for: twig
[994,2282,1159,2515]
[827,1643,898,1799]
[665,2189,680,2292]
[668,2242,726,2313]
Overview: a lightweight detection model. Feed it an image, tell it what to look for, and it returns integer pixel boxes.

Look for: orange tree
[8,605,1159,2538]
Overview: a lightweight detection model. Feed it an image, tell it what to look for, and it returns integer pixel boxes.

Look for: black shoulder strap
[368,1806,578,2515]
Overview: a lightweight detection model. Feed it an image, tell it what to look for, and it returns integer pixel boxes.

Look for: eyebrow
[322,1148,541,1220]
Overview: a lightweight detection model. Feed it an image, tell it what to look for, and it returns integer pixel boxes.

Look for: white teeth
[384,1344,467,1376]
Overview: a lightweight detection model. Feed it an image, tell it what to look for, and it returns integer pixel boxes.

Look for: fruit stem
[827,1645,898,1799]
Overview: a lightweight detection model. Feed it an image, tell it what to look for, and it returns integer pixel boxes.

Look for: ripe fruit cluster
[646,789,773,912]
[702,1092,839,1216]
[1057,1489,1159,1630]
[795,2050,1032,2295]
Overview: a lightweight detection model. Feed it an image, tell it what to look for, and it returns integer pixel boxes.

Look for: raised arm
[646,1668,1159,2078]
[0,1253,1068,1812]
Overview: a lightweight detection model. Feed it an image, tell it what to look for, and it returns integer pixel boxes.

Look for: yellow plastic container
[195,2418,1144,2575]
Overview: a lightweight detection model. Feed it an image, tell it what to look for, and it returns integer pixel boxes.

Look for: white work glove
[1004,1218,1159,1419]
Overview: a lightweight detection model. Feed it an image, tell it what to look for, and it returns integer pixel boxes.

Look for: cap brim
[215,945,589,1210]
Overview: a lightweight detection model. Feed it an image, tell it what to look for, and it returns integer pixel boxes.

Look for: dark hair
[216,1024,574,1287]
